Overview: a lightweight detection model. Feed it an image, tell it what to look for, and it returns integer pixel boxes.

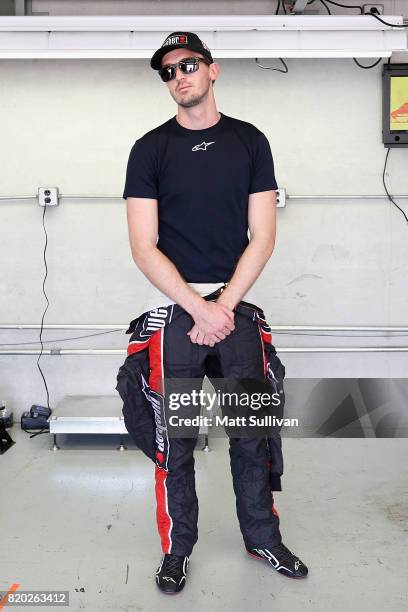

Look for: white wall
[1,0,408,415]
[31,0,297,15]
[27,0,408,16]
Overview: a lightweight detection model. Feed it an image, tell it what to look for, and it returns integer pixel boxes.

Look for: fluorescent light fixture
[0,50,394,59]
[0,15,405,59]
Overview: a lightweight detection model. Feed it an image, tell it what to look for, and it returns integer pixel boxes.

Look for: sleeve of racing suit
[116,349,156,462]
[264,341,286,491]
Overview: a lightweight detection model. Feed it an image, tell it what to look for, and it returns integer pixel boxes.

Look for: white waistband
[139,281,259,316]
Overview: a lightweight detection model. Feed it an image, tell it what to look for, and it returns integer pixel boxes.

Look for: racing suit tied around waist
[115,285,285,492]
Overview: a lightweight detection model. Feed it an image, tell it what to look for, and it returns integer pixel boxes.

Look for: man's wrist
[184,292,207,318]
[217,291,237,311]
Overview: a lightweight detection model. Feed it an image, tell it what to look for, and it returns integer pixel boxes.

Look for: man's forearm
[133,245,205,316]
[217,239,274,310]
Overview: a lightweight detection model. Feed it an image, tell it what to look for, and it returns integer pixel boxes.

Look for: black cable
[318,2,399,70]
[367,13,408,28]
[255,58,289,73]
[353,57,383,69]
[37,204,51,412]
[319,0,331,14]
[23,427,49,438]
[294,0,408,27]
[382,148,408,224]
[24,204,53,440]
[322,0,363,13]
[275,0,290,14]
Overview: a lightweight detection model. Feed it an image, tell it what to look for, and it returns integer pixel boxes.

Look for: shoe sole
[156,584,184,595]
[246,550,308,579]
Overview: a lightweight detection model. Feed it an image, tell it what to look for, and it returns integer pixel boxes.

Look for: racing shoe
[156,554,189,594]
[246,543,308,578]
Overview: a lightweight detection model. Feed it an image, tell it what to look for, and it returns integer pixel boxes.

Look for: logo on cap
[163,34,188,47]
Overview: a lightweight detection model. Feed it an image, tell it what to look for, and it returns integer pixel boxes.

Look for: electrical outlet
[38,187,59,207]
[363,4,384,15]
[276,188,286,208]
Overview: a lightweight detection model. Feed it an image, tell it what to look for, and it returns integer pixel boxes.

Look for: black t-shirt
[123,112,278,282]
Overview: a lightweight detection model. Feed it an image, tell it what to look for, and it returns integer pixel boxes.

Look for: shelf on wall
[0,15,406,58]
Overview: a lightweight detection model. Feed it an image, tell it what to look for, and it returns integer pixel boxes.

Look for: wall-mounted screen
[383,63,408,148]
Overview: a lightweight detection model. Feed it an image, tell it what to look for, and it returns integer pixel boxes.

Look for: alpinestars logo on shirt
[192,141,215,151]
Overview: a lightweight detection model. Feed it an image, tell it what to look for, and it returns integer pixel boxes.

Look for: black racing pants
[148,307,282,557]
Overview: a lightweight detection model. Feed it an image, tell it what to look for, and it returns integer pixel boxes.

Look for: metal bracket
[292,0,309,14]
[14,0,32,16]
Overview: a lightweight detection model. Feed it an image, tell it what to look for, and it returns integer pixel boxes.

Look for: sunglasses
[158,56,212,83]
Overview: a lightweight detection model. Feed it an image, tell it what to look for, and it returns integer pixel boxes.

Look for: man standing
[122,31,308,594]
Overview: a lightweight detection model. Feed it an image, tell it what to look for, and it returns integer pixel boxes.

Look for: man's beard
[172,84,209,108]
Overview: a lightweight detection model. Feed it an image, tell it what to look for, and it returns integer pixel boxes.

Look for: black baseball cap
[150,31,214,71]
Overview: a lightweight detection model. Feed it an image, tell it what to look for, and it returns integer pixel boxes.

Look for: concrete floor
[0,429,407,612]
